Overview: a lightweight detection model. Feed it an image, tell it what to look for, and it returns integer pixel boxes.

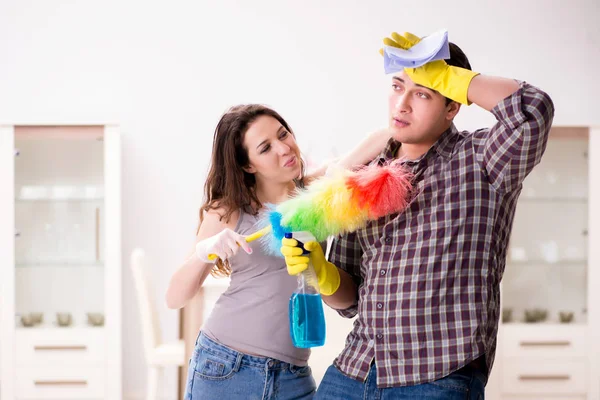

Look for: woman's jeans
[184,332,316,400]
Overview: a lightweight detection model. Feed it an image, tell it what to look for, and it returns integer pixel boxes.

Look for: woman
[166,104,389,400]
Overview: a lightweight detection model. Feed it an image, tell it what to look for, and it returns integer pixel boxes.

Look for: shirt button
[380,270,386,276]
[377,303,383,309]
[376,334,383,340]
[385,237,392,244]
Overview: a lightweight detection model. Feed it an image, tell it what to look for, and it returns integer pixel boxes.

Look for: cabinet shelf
[16,324,106,331]
[15,197,104,202]
[501,322,587,327]
[518,197,588,204]
[15,262,104,268]
[506,259,587,266]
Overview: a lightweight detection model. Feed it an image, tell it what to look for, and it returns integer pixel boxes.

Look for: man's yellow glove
[280,238,341,296]
[381,31,479,105]
[379,31,421,55]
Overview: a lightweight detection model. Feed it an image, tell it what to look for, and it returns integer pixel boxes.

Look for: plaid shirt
[329,82,554,388]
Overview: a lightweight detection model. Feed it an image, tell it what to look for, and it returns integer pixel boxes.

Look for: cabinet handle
[34,380,87,386]
[95,207,100,261]
[519,341,571,347]
[34,345,87,351]
[518,374,570,381]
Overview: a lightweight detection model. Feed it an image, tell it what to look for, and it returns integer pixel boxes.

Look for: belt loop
[266,359,275,370]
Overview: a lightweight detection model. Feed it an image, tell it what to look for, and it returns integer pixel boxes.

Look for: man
[282,31,554,398]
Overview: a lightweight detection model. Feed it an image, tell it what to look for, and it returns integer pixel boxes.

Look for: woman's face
[243,115,302,184]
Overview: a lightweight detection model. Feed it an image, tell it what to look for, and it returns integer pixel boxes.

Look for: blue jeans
[315,362,486,399]
[184,332,316,400]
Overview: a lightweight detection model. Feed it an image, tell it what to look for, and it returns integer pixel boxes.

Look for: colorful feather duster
[258,159,413,255]
[208,160,413,260]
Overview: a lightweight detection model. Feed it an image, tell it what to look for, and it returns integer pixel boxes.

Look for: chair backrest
[130,248,162,361]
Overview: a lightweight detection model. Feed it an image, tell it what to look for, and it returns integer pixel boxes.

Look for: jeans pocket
[194,347,240,381]
[429,370,471,393]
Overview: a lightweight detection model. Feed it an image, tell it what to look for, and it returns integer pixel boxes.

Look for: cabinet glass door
[502,127,589,324]
[502,127,589,325]
[14,126,106,329]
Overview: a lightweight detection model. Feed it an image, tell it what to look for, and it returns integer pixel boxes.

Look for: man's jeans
[315,362,486,399]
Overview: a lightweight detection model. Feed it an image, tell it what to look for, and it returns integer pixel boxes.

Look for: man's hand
[381,31,479,105]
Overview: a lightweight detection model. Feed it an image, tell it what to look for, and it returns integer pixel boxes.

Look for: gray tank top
[202,211,310,366]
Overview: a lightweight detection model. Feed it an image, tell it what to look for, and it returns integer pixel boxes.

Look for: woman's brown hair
[199,104,305,277]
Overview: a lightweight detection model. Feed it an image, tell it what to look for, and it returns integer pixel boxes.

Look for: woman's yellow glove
[280,238,341,296]
[381,31,479,105]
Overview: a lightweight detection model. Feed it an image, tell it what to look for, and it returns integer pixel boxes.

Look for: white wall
[0,0,598,398]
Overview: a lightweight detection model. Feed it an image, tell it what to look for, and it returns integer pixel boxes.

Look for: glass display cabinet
[490,126,600,400]
[0,125,121,400]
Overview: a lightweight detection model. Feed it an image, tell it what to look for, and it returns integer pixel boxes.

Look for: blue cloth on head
[383,30,450,74]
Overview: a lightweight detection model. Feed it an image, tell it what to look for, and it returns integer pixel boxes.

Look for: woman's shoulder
[198,207,240,236]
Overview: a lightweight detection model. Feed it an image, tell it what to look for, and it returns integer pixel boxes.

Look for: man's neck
[395,142,433,161]
[396,124,452,160]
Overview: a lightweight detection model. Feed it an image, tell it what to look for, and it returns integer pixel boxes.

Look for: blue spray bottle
[286,232,326,348]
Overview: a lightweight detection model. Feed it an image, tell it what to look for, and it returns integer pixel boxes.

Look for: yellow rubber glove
[379,31,421,55]
[381,31,479,105]
[280,238,341,296]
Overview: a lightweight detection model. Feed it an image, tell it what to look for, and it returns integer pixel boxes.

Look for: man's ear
[446,101,461,120]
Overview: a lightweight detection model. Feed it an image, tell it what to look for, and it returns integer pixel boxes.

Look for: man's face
[388,71,459,147]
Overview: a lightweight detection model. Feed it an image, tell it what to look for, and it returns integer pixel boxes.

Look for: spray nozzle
[284,232,310,255]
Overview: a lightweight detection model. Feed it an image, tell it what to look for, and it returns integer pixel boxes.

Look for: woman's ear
[243,164,256,174]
